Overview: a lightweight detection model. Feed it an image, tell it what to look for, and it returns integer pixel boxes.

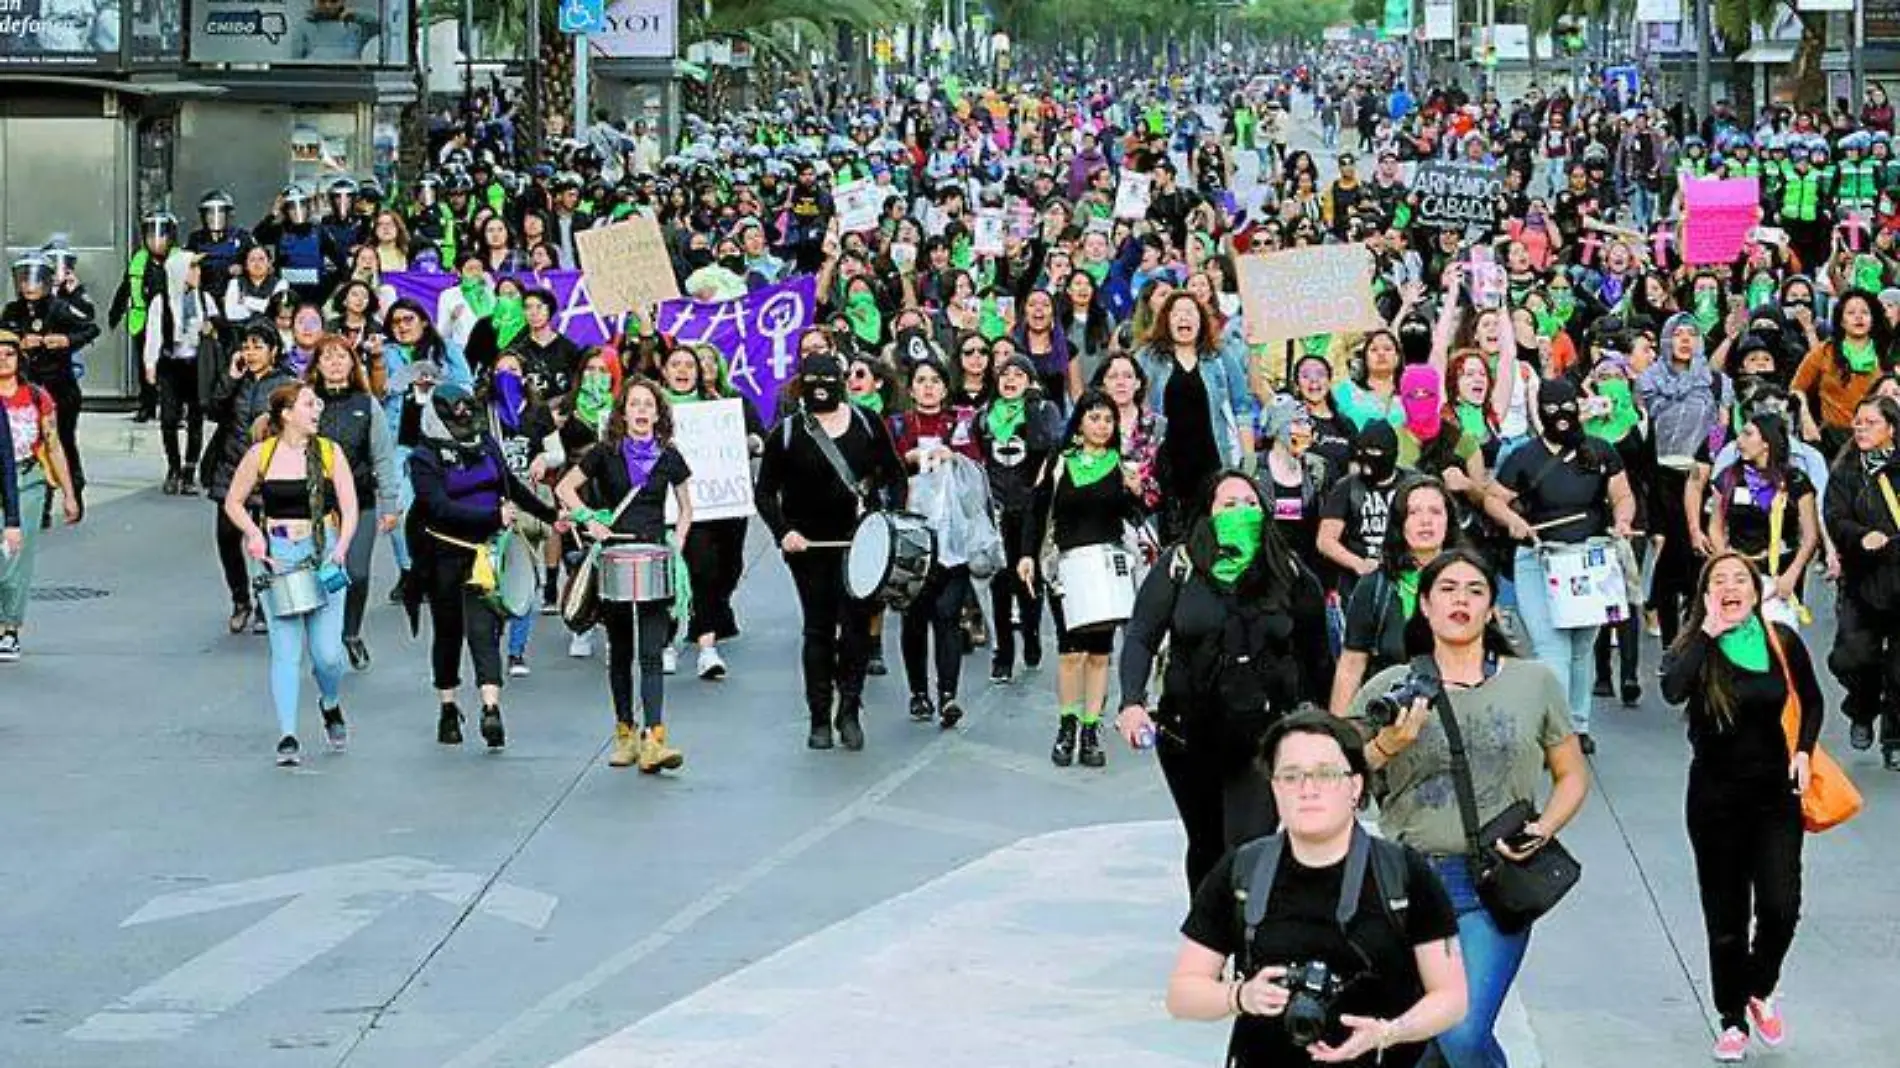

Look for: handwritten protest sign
[666,398,755,522]
[834,180,887,234]
[1682,176,1761,265]
[655,274,817,424]
[973,211,1006,256]
[1236,245,1382,345]
[574,216,680,318]
[1413,161,1503,231]
[1114,171,1153,220]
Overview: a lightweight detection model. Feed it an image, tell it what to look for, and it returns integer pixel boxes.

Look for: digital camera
[1279,959,1351,1047]
[1366,670,1442,728]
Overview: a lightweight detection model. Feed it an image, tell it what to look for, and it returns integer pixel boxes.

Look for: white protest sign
[574,216,681,317]
[973,211,1006,256]
[665,398,755,522]
[834,180,887,234]
[1236,245,1382,345]
[1113,171,1152,220]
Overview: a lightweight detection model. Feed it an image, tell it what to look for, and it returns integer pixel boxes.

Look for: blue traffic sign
[559,0,606,35]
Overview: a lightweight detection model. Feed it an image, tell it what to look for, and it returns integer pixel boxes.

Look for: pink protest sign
[1682,177,1761,265]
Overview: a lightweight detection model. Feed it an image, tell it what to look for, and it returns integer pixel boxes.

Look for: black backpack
[1229,825,1412,977]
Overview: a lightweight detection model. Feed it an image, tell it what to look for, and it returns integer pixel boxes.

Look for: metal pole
[1854,0,1868,104]
[1695,0,1712,125]
[462,0,475,105]
[526,0,543,163]
[574,34,589,139]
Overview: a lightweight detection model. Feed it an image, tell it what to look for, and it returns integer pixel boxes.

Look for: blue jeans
[264,534,346,738]
[389,445,414,572]
[1430,856,1531,1068]
[507,611,534,658]
[1512,547,1601,733]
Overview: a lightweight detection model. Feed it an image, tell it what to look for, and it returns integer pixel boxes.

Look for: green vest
[1782,170,1821,222]
[1730,158,1762,178]
[1839,160,1878,203]
[125,247,151,337]
[435,203,459,264]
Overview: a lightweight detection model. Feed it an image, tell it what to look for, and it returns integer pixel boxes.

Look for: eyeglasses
[962,345,986,356]
[390,313,420,326]
[1269,766,1355,790]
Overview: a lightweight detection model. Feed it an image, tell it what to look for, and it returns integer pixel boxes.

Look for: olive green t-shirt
[1348,658,1574,857]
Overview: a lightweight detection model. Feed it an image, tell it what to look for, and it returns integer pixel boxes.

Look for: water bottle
[1133,724,1156,750]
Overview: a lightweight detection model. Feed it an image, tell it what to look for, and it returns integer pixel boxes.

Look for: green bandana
[1856,254,1886,293]
[1209,503,1265,585]
[575,371,614,433]
[844,291,883,345]
[491,293,527,350]
[1692,290,1721,334]
[1746,277,1777,311]
[1534,308,1562,339]
[1079,259,1110,285]
[1064,446,1120,487]
[951,236,975,271]
[1586,378,1640,443]
[1549,288,1576,323]
[1717,613,1770,672]
[460,276,495,318]
[849,390,885,415]
[1843,337,1880,374]
[1301,334,1331,357]
[1394,569,1420,620]
[664,387,701,406]
[979,298,1009,341]
[986,396,1026,444]
[1455,400,1491,443]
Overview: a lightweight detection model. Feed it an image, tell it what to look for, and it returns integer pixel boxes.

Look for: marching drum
[256,564,325,619]
[598,544,676,603]
[1055,543,1137,630]
[1540,537,1630,629]
[486,529,541,618]
[846,511,936,606]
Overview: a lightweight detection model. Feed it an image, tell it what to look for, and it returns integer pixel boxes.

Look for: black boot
[1051,716,1078,767]
[1620,679,1642,707]
[162,468,182,496]
[1023,632,1043,671]
[480,704,506,749]
[1591,669,1613,698]
[866,650,888,677]
[938,692,963,730]
[387,570,409,605]
[437,702,464,745]
[1078,723,1106,768]
[179,464,198,496]
[909,692,935,722]
[835,696,865,751]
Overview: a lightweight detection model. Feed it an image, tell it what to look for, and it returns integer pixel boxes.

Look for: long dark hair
[1059,387,1122,454]
[1378,477,1469,575]
[1668,551,1766,727]
[1831,288,1893,380]
[1418,549,1521,660]
[1184,469,1300,612]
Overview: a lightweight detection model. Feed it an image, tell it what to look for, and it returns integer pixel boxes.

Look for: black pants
[604,600,672,726]
[990,510,1043,671]
[1828,594,1900,751]
[901,565,971,699]
[215,506,252,608]
[683,518,746,642]
[787,550,876,726]
[1157,723,1280,893]
[46,376,83,498]
[1686,776,1804,1032]
[426,549,504,690]
[157,359,203,475]
[1595,539,1648,686]
[1650,466,1697,646]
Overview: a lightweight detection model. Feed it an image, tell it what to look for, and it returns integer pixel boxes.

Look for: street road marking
[861,802,1019,843]
[69,856,555,1042]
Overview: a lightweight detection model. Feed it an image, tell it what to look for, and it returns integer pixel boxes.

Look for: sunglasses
[390,313,419,325]
[848,366,875,380]
[961,345,986,356]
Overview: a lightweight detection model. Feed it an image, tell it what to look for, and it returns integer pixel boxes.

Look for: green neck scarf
[1855,254,1886,293]
[844,291,883,345]
[1745,277,1777,311]
[1717,613,1771,672]
[460,276,495,318]
[1549,288,1576,324]
[979,298,1009,341]
[1843,336,1880,374]
[664,387,701,406]
[491,294,527,350]
[1455,400,1491,442]
[1586,378,1640,443]
[1393,568,1420,620]
[849,390,885,415]
[950,235,975,271]
[1079,259,1110,285]
[986,396,1026,444]
[1691,290,1721,334]
[575,371,614,432]
[1064,446,1120,487]
[1534,308,1563,339]
[1210,504,1265,585]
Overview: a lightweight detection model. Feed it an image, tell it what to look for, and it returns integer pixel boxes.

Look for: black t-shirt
[1165,359,1221,498]
[1320,475,1401,563]
[1495,437,1625,544]
[1717,466,1814,565]
[1180,843,1460,1068]
[578,440,691,542]
[1342,570,1427,673]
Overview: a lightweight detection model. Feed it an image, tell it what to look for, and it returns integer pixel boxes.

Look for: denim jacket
[1135,338,1258,467]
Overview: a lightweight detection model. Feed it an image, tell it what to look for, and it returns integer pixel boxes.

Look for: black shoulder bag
[1419,657,1582,934]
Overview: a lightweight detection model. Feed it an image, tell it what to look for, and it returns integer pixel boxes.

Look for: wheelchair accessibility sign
[560,0,606,34]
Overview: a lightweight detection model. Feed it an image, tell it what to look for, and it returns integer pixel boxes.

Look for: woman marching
[1660,552,1821,1061]
[0,331,82,663]
[1115,470,1334,891]
[143,250,218,496]
[1021,389,1149,768]
[1705,413,1821,628]
[308,335,401,670]
[404,380,559,750]
[978,352,1063,684]
[1824,395,1900,766]
[1136,293,1255,541]
[1329,478,1463,715]
[485,349,562,677]
[205,323,298,635]
[221,382,359,765]
[556,376,691,772]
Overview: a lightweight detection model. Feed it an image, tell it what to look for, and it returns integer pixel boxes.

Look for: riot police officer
[108,209,178,422]
[254,185,345,302]
[187,190,251,285]
[321,177,369,257]
[2,252,101,521]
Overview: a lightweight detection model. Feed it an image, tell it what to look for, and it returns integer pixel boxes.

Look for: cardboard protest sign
[1236,245,1382,345]
[1412,161,1503,231]
[665,398,755,522]
[574,216,681,318]
[834,180,887,234]
[1114,171,1153,220]
[1682,176,1761,265]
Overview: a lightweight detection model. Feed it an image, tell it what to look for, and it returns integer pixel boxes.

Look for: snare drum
[1055,543,1137,630]
[256,564,325,619]
[486,528,541,618]
[846,511,936,607]
[1539,537,1630,629]
[599,544,676,603]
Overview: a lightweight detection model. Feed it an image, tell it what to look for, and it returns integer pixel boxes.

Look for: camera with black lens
[1278,959,1350,1047]
[1365,671,1442,728]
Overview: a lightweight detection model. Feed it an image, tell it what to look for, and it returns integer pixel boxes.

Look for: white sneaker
[697,645,727,680]
[661,646,679,675]
[568,632,594,658]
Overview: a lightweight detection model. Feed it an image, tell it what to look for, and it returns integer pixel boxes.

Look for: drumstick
[801,540,854,549]
[1529,513,1587,533]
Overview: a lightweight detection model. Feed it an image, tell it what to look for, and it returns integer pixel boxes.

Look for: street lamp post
[1695,0,1712,124]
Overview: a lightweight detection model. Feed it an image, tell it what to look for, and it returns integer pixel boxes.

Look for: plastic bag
[910,455,1006,579]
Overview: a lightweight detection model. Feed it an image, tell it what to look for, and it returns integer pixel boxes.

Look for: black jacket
[1825,451,1900,612]
[0,295,102,386]
[205,365,298,501]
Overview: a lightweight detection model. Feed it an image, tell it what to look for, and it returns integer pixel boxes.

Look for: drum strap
[801,410,867,505]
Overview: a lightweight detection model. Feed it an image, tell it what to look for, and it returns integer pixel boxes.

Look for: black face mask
[683,248,714,270]
[802,374,844,412]
[718,254,745,274]
[1541,403,1584,448]
[1356,447,1396,484]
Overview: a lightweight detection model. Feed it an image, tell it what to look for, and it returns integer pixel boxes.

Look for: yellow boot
[608,722,639,768]
[638,724,684,773]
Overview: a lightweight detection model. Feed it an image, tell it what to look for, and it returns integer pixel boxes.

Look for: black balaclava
[801,353,846,413]
[428,380,485,444]
[1538,377,1585,449]
[1353,421,1399,484]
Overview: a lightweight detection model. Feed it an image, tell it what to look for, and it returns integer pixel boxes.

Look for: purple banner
[656,276,817,424]
[383,270,621,349]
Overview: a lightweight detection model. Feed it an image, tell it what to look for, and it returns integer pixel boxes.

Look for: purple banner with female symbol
[384,269,621,348]
[656,275,817,423]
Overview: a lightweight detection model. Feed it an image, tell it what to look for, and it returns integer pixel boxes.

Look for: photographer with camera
[1117,471,1334,893]
[1167,712,1467,1067]
[1328,478,1464,716]
[1344,550,1589,1068]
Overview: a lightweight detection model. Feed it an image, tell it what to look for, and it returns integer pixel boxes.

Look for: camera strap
[1412,656,1489,868]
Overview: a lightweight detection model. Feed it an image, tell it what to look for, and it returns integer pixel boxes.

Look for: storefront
[1,0,416,400]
